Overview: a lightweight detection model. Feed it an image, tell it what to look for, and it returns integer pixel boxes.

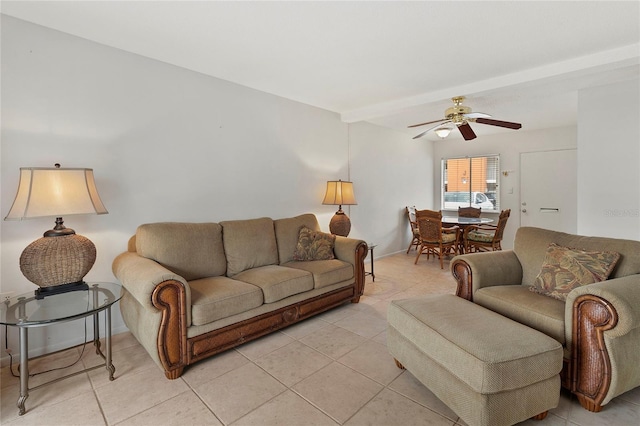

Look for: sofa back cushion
[514,227,640,285]
[136,222,226,281]
[274,213,321,264]
[221,217,278,277]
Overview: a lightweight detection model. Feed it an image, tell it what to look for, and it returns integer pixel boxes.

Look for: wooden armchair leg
[531,411,548,421]
[394,358,405,369]
[575,394,603,412]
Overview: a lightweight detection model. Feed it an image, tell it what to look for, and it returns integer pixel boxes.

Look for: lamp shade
[5,167,108,220]
[322,180,357,206]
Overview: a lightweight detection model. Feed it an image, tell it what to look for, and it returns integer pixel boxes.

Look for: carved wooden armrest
[152,279,189,379]
[451,258,473,300]
[571,294,617,412]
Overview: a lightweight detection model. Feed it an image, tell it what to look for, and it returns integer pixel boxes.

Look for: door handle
[522,209,527,213]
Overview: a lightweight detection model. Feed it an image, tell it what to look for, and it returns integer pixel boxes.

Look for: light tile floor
[2,251,639,425]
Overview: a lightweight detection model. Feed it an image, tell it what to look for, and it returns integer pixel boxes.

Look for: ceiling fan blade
[464,112,491,119]
[458,123,477,141]
[408,118,448,128]
[475,117,522,130]
[412,121,452,139]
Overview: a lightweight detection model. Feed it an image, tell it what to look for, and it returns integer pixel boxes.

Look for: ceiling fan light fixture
[409,96,521,140]
[434,127,452,138]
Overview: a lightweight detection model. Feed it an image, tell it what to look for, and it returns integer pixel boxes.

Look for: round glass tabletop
[441,216,494,225]
[0,282,122,327]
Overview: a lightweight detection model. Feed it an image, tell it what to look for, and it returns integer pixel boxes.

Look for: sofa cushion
[293,227,336,261]
[189,276,264,325]
[474,285,566,345]
[529,243,620,301]
[136,222,226,281]
[221,217,278,277]
[274,214,321,264]
[283,259,353,289]
[233,265,314,303]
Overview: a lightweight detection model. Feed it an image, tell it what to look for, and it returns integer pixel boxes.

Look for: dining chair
[463,209,511,253]
[405,206,420,253]
[458,206,481,218]
[414,209,460,269]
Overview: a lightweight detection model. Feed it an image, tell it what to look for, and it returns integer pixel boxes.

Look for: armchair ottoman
[387,294,562,426]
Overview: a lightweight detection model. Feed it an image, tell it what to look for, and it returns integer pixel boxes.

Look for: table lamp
[322,179,357,237]
[4,165,108,298]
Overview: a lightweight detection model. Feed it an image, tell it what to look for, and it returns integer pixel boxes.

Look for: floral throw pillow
[293,226,336,261]
[529,243,620,301]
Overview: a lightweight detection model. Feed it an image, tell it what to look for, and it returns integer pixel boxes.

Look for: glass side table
[0,282,122,415]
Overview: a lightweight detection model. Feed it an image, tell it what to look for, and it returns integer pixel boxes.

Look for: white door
[520,149,577,233]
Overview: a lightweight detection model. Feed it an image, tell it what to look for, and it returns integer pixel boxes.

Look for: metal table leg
[367,246,376,282]
[106,306,115,380]
[18,326,28,416]
[93,286,102,355]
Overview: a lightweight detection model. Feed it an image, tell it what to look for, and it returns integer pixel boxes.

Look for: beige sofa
[112,213,367,379]
[451,227,640,412]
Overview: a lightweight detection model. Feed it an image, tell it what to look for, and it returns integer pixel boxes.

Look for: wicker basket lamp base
[329,211,352,237]
[20,232,97,297]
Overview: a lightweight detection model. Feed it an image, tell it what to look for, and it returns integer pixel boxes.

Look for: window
[441,155,500,212]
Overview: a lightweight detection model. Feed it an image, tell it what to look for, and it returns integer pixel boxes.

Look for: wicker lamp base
[20,232,96,298]
[329,210,352,237]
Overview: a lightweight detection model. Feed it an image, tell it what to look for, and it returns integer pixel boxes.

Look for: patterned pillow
[529,243,620,301]
[292,226,336,261]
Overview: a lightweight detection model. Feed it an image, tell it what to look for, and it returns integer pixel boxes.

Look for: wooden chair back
[405,206,418,231]
[405,206,421,253]
[458,206,481,218]
[415,209,444,243]
[414,209,459,268]
[493,209,511,241]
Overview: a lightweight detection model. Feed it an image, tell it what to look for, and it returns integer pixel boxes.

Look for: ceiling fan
[409,96,522,141]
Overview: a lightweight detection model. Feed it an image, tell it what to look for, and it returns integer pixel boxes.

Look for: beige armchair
[451,226,640,412]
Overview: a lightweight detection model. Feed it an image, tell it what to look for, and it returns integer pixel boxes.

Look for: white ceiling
[2,1,639,141]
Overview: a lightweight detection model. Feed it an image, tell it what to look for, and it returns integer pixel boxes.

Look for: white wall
[432,126,578,249]
[577,79,640,239]
[348,121,434,254]
[0,16,423,361]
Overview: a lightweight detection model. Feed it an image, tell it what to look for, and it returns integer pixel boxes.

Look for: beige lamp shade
[322,180,357,207]
[5,167,108,220]
[322,180,356,237]
[4,166,108,298]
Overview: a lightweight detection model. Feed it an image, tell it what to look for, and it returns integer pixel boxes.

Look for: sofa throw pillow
[529,243,620,301]
[293,226,336,261]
